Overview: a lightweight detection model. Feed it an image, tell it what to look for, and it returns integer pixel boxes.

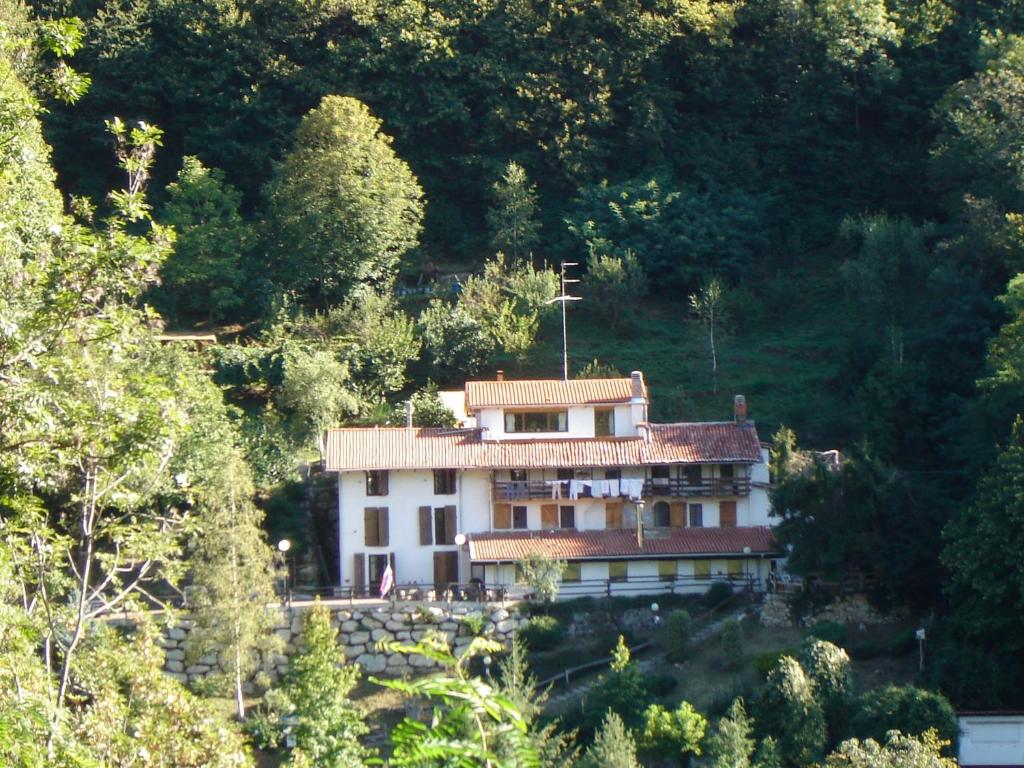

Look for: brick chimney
[734,395,747,424]
[630,370,645,401]
[496,369,504,382]
[405,400,414,428]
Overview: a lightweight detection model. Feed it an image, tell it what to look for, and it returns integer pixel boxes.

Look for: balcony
[493,476,751,500]
[644,477,750,497]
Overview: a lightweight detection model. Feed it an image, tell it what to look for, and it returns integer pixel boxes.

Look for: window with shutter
[364,507,380,546]
[444,506,457,545]
[541,504,558,529]
[378,507,389,546]
[366,470,389,496]
[512,506,528,529]
[719,501,737,528]
[353,553,366,593]
[494,503,512,529]
[605,501,623,529]
[419,506,433,545]
[688,503,704,527]
[559,505,575,529]
[609,562,628,582]
[670,501,685,528]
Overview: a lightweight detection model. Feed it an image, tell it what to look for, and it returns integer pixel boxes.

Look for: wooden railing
[493,476,751,500]
[643,477,750,497]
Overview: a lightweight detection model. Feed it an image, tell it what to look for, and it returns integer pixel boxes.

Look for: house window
[651,466,671,481]
[658,561,677,582]
[434,469,456,495]
[559,505,575,529]
[726,559,745,577]
[684,466,702,487]
[510,469,528,482]
[609,561,628,582]
[595,408,615,437]
[693,560,711,579]
[688,503,703,527]
[434,507,457,546]
[653,501,671,528]
[364,507,389,546]
[512,505,528,529]
[366,470,389,496]
[563,562,582,583]
[505,410,568,433]
[604,468,621,480]
[720,464,735,479]
[368,554,392,591]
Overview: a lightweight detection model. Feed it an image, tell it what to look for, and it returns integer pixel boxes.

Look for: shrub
[720,619,744,670]
[800,639,854,747]
[648,674,679,697]
[639,701,707,764]
[757,656,827,767]
[806,620,848,647]
[666,610,693,661]
[852,685,958,753]
[519,615,564,652]
[460,612,486,637]
[704,581,734,608]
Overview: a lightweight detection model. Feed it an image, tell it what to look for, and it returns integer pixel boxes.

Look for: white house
[324,372,781,599]
[960,713,1024,767]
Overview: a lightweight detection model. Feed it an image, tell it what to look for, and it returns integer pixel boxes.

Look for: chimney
[496,369,504,382]
[405,400,414,428]
[630,370,645,401]
[734,395,747,424]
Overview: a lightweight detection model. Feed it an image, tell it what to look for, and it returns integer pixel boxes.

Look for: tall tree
[264,95,424,306]
[757,656,826,768]
[704,698,756,768]
[690,277,726,394]
[487,161,541,260]
[186,451,281,720]
[580,711,641,768]
[156,156,249,323]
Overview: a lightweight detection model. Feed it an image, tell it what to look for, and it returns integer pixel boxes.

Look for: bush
[520,615,565,652]
[757,656,827,767]
[704,581,734,608]
[720,619,744,670]
[847,640,885,660]
[666,610,692,661]
[852,685,958,753]
[807,621,848,647]
[648,674,678,697]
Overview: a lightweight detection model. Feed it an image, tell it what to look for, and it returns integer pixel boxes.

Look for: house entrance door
[433,552,458,593]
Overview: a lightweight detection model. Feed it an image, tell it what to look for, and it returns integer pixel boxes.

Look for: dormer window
[505,410,568,433]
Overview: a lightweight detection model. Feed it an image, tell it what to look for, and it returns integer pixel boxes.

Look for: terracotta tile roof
[465,377,645,409]
[324,422,762,471]
[468,526,780,562]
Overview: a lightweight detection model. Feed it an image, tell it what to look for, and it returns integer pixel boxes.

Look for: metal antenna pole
[548,262,581,381]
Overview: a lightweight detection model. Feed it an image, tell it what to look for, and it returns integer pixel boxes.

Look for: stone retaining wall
[760,592,889,628]
[155,603,526,691]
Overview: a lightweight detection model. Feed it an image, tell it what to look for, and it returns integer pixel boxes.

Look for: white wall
[959,715,1023,767]
[476,403,641,440]
[338,468,491,588]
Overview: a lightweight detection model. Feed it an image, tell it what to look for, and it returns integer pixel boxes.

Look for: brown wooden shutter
[670,501,686,528]
[390,553,397,583]
[364,508,379,546]
[353,553,366,593]
[720,501,737,528]
[419,506,433,545]
[444,505,458,545]
[605,501,623,529]
[378,507,390,545]
[541,504,558,529]
[380,471,389,494]
[494,503,511,529]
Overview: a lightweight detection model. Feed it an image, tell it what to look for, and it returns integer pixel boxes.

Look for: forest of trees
[5,0,1024,761]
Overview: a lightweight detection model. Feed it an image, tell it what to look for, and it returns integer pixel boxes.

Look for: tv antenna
[546,261,581,381]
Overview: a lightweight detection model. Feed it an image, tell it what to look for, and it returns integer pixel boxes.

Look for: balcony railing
[644,477,750,497]
[493,477,751,500]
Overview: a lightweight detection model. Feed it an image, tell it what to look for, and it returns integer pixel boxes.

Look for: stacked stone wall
[153,603,526,690]
[759,592,890,628]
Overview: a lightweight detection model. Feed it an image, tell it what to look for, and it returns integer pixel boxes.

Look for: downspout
[337,473,345,589]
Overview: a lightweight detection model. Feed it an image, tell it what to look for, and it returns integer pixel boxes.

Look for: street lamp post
[277,539,292,608]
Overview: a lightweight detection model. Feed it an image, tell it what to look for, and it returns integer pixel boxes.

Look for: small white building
[960,713,1024,767]
[324,372,781,598]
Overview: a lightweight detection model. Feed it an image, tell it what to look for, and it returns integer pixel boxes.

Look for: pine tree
[704,698,756,768]
[581,711,641,768]
[487,161,541,260]
[186,451,281,720]
[282,603,371,767]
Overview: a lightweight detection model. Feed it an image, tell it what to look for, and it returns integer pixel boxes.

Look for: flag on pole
[380,561,394,598]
